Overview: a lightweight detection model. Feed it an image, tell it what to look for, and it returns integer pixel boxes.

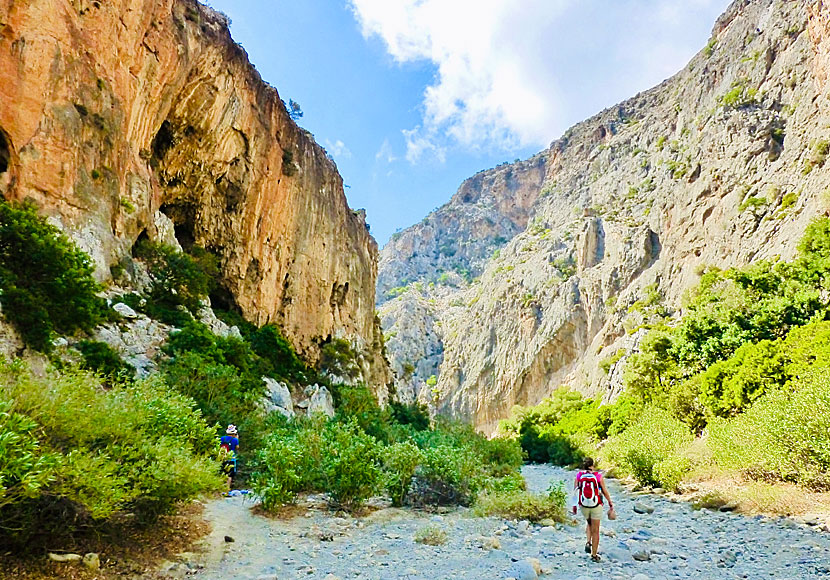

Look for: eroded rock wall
[380,0,830,430]
[0,0,389,390]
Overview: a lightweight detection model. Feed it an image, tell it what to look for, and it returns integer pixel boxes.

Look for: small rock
[48,553,82,563]
[651,487,665,494]
[718,503,738,512]
[224,535,235,542]
[323,575,341,580]
[631,575,650,580]
[527,558,542,575]
[477,536,501,550]
[517,520,530,533]
[633,502,655,514]
[82,553,100,570]
[632,550,651,561]
[506,559,538,580]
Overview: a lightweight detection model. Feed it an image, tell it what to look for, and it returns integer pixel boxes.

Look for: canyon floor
[162,466,830,580]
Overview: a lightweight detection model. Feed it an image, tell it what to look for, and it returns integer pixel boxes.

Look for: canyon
[379,0,830,431]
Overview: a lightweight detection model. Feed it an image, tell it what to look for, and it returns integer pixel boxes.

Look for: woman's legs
[590,518,601,558]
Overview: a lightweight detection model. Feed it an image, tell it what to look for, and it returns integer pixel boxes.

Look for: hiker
[220,424,240,490]
[572,457,614,562]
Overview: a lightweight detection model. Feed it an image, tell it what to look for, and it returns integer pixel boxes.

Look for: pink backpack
[577,471,602,508]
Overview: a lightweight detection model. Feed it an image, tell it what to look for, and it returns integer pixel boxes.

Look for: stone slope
[379,0,830,429]
[0,0,389,390]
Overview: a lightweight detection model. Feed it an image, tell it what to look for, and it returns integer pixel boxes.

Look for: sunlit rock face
[379,0,830,431]
[0,0,390,392]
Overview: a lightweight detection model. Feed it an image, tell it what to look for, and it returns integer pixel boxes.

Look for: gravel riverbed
[172,465,830,580]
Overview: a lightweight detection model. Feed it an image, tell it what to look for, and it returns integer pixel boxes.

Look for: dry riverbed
[157,465,830,580]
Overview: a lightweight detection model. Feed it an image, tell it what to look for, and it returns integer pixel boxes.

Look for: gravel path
[171,465,830,580]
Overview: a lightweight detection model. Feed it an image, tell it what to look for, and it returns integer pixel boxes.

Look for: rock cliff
[0,0,389,390]
[379,0,830,430]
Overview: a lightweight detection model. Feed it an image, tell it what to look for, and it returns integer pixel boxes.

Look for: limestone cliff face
[0,0,389,390]
[380,0,830,430]
[377,154,547,400]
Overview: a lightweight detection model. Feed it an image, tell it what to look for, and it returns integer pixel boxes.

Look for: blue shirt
[220,435,239,454]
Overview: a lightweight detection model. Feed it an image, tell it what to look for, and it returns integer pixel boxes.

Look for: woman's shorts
[580,505,603,521]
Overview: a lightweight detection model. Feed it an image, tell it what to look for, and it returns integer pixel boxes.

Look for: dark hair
[581,457,595,471]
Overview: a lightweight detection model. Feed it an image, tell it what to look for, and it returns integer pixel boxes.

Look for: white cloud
[324,138,352,159]
[349,0,730,161]
[375,138,398,163]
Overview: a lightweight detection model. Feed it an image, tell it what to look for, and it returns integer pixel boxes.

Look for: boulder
[307,384,335,418]
[112,302,138,319]
[262,377,294,418]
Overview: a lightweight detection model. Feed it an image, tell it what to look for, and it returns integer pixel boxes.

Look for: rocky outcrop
[0,0,389,391]
[380,0,830,430]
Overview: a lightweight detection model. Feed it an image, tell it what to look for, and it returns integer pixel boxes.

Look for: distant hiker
[572,457,614,562]
[220,424,240,490]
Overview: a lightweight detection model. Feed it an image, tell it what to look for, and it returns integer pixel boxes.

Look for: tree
[288,99,303,121]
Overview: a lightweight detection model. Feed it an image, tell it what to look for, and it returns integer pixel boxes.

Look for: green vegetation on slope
[0,200,106,351]
[504,218,830,493]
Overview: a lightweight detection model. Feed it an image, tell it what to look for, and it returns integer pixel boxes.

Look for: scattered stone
[633,502,655,514]
[718,503,738,512]
[651,487,665,494]
[517,520,530,533]
[82,553,100,570]
[476,535,501,550]
[48,553,82,563]
[224,535,235,542]
[323,575,341,580]
[506,559,538,580]
[632,550,651,561]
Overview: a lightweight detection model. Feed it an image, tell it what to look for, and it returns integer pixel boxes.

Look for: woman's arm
[600,477,613,507]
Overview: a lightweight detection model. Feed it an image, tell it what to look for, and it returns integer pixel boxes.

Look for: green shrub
[249,324,308,382]
[474,485,566,523]
[382,441,423,506]
[320,420,382,510]
[410,444,482,506]
[0,361,221,547]
[413,524,448,545]
[251,436,304,509]
[133,240,216,317]
[0,200,104,351]
[76,340,135,384]
[390,401,430,431]
[708,372,830,489]
[333,384,391,441]
[602,407,693,490]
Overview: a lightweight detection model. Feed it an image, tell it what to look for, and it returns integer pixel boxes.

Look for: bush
[413,524,448,545]
[76,340,135,384]
[0,361,221,547]
[410,444,483,506]
[133,240,216,319]
[382,442,422,507]
[249,324,308,382]
[474,484,567,523]
[250,436,304,509]
[708,373,830,490]
[390,401,430,431]
[320,421,382,510]
[602,407,693,490]
[0,200,105,351]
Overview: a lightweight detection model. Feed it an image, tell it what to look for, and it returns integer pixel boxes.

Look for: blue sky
[206,0,731,246]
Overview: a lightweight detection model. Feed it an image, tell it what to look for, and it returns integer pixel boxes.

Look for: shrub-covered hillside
[502,218,830,494]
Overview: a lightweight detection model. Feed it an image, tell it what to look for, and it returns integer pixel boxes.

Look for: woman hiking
[219,424,240,490]
[572,457,614,562]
